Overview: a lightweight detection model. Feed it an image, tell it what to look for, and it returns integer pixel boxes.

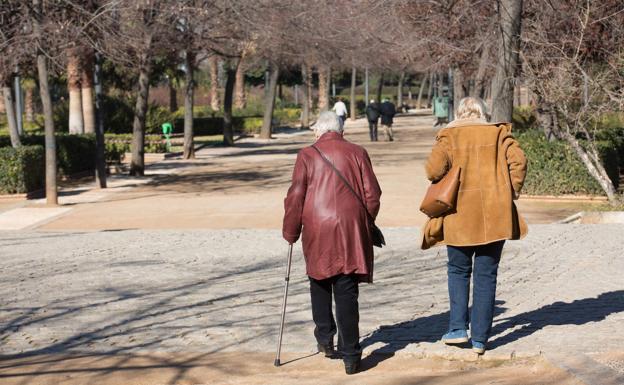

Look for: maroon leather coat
[282,132,382,283]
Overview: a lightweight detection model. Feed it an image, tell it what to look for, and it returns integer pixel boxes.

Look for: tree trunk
[453,68,467,109]
[39,55,57,205]
[168,78,177,112]
[183,50,195,159]
[24,85,34,122]
[417,72,427,108]
[234,60,246,109]
[67,48,84,134]
[129,51,152,176]
[223,59,239,146]
[306,65,313,112]
[564,132,618,202]
[260,64,279,139]
[473,45,490,98]
[3,85,21,148]
[376,72,384,103]
[94,52,107,188]
[349,67,357,120]
[301,63,310,129]
[318,66,330,111]
[491,0,523,122]
[33,0,57,205]
[81,50,96,134]
[209,55,220,111]
[427,72,434,106]
[397,71,405,107]
[14,74,23,135]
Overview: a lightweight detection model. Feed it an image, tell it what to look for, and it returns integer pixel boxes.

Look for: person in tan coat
[421,97,528,354]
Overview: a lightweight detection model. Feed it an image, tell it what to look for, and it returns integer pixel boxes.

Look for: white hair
[314,111,343,136]
[456,97,488,120]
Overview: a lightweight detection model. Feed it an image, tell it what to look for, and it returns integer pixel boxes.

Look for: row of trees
[1,1,623,203]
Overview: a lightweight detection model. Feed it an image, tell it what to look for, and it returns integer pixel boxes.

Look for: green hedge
[517,131,619,195]
[104,134,168,162]
[0,146,45,194]
[0,135,95,177]
[172,116,265,135]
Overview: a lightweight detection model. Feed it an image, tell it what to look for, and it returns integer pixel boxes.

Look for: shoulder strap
[311,145,374,222]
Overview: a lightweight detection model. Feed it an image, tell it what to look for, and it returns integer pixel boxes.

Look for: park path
[33,113,433,231]
[0,225,623,383]
[0,112,587,231]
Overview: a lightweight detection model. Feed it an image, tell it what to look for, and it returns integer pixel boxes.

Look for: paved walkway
[0,113,594,231]
[1,225,622,363]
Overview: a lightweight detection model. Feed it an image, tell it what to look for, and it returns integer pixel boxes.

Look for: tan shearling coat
[421,118,528,249]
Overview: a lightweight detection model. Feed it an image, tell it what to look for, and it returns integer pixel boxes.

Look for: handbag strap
[311,145,375,223]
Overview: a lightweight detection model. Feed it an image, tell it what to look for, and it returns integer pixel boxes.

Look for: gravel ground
[1,224,623,361]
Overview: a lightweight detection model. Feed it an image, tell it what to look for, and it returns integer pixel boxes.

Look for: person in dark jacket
[365,99,381,141]
[283,111,382,375]
[380,98,396,141]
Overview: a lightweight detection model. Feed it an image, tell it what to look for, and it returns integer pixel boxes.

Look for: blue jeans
[447,241,504,343]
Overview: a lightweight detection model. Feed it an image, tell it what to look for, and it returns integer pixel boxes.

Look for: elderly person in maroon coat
[282,111,382,375]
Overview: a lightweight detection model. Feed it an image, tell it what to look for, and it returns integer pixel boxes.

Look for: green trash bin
[161,122,173,152]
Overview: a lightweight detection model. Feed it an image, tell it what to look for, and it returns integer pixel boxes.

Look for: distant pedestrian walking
[332,97,348,129]
[283,111,382,375]
[421,97,528,355]
[365,99,381,141]
[379,98,396,141]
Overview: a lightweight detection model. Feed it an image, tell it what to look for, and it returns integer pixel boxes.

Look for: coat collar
[446,118,511,129]
[315,131,344,143]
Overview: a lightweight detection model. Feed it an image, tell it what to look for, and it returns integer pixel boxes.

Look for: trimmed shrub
[512,106,537,133]
[0,145,45,194]
[0,134,95,176]
[518,131,603,195]
[273,108,301,123]
[596,141,620,189]
[172,116,267,136]
[104,133,168,161]
[596,126,624,168]
[241,117,264,134]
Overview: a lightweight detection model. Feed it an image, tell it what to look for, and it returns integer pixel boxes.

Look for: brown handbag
[420,166,461,218]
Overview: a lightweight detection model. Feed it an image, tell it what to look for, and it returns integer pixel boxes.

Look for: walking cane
[274,243,294,367]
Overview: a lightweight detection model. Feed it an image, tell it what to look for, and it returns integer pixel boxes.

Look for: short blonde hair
[456,97,487,120]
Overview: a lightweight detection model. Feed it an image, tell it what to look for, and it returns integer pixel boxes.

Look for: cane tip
[274,359,280,367]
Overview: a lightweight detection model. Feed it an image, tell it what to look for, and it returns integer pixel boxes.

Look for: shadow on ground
[359,291,624,372]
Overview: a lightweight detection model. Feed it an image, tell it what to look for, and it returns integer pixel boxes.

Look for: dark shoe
[344,359,360,375]
[317,343,339,358]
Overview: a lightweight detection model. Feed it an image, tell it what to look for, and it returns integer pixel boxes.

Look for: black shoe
[344,359,360,375]
[317,343,339,358]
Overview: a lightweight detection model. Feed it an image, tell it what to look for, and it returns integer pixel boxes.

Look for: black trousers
[309,274,361,361]
[368,121,378,141]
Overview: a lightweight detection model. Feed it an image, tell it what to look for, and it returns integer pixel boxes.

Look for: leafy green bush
[171,116,268,136]
[512,106,537,133]
[241,117,263,133]
[273,108,301,124]
[517,131,603,195]
[0,145,45,194]
[595,141,620,189]
[596,126,624,168]
[104,133,167,160]
[0,134,95,176]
